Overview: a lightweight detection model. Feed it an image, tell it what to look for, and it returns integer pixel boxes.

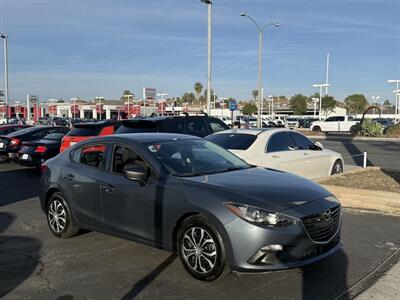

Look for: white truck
[310,115,359,134]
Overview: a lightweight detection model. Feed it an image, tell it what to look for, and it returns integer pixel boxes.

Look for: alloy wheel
[181,227,217,274]
[48,199,67,233]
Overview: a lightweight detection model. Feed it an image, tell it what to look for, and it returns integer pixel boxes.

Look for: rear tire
[46,192,79,238]
[177,215,229,281]
[331,160,343,175]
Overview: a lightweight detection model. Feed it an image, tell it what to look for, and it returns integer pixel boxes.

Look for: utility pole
[325,53,330,95]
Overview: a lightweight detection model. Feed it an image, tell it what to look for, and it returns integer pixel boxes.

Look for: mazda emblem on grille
[323,209,332,221]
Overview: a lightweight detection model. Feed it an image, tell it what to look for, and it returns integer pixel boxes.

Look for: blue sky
[0,0,399,103]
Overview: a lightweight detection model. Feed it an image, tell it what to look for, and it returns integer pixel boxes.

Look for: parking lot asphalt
[1,163,400,300]
[310,137,400,171]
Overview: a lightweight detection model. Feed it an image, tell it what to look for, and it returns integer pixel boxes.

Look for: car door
[100,144,162,245]
[289,131,328,179]
[61,143,108,227]
[324,117,339,132]
[263,132,306,176]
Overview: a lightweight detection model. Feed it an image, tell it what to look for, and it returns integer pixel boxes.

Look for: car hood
[183,167,331,212]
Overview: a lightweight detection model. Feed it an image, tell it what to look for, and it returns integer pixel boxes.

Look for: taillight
[10,138,21,146]
[35,145,47,153]
[40,163,48,174]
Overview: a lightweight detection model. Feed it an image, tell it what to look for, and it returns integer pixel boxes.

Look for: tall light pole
[371,96,380,115]
[95,96,104,120]
[1,33,9,124]
[388,80,400,124]
[241,13,279,128]
[157,93,167,116]
[312,83,330,120]
[200,0,212,115]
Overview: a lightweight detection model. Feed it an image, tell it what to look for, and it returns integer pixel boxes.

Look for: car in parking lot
[60,120,120,152]
[17,131,69,168]
[285,117,299,129]
[206,128,344,179]
[0,126,69,161]
[39,133,342,281]
[115,115,229,137]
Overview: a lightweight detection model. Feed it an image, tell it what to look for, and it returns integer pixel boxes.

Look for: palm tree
[252,90,258,101]
[194,82,203,104]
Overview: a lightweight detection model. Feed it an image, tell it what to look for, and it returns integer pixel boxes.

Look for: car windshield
[145,139,252,177]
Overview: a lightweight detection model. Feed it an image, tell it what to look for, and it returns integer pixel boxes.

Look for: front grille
[302,205,341,243]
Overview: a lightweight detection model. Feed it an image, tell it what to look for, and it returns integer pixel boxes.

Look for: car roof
[122,115,218,124]
[93,132,202,144]
[73,120,119,128]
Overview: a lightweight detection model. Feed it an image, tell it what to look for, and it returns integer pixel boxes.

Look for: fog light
[261,244,283,251]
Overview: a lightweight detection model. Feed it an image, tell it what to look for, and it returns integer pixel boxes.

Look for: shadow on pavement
[381,169,400,183]
[323,136,373,167]
[302,249,348,299]
[0,168,40,206]
[0,212,42,297]
[121,254,176,300]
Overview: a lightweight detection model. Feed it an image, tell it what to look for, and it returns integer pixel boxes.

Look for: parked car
[285,117,299,129]
[39,133,342,281]
[115,116,229,137]
[17,131,69,168]
[60,120,120,152]
[0,126,69,160]
[206,128,344,179]
[299,117,319,129]
[310,116,359,134]
[0,124,32,161]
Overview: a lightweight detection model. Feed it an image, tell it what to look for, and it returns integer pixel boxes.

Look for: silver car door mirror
[123,166,146,183]
[314,141,324,150]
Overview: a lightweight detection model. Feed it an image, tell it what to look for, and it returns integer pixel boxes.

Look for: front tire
[312,126,321,132]
[46,192,79,238]
[331,160,343,175]
[177,216,228,281]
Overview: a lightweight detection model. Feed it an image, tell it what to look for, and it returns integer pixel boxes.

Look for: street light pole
[1,33,9,124]
[200,0,212,115]
[241,13,279,128]
[312,83,330,120]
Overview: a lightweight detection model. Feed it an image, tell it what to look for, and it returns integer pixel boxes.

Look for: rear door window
[160,119,184,134]
[79,144,106,169]
[206,133,257,150]
[266,132,296,153]
[185,118,208,137]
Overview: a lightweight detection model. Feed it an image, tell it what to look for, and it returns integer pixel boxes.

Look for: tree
[252,90,259,101]
[120,89,134,101]
[321,95,337,116]
[344,94,368,114]
[194,82,203,103]
[242,103,258,116]
[289,94,308,115]
[181,92,196,105]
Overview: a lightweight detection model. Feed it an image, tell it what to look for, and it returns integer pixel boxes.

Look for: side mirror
[314,141,324,150]
[123,165,146,183]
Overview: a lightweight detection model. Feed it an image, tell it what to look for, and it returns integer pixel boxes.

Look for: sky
[0,0,399,104]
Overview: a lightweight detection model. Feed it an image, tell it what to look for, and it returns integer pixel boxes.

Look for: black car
[17,132,69,167]
[0,126,69,160]
[115,115,229,137]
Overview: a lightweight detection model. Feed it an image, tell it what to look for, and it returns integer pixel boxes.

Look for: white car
[206,128,344,179]
[310,115,359,134]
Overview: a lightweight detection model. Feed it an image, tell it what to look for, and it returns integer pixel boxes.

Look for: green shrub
[358,119,383,137]
[384,123,400,138]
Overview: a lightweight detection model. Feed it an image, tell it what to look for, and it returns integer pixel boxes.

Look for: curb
[306,135,400,142]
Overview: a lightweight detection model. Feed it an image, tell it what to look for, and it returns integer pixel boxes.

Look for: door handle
[272,155,280,159]
[303,152,309,156]
[101,184,116,193]
[63,174,75,181]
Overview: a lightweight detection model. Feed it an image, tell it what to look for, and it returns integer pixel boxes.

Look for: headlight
[224,202,294,227]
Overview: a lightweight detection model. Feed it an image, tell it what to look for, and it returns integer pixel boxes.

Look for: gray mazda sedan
[39,133,342,281]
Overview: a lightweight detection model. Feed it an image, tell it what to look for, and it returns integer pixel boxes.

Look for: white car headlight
[224,202,294,227]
